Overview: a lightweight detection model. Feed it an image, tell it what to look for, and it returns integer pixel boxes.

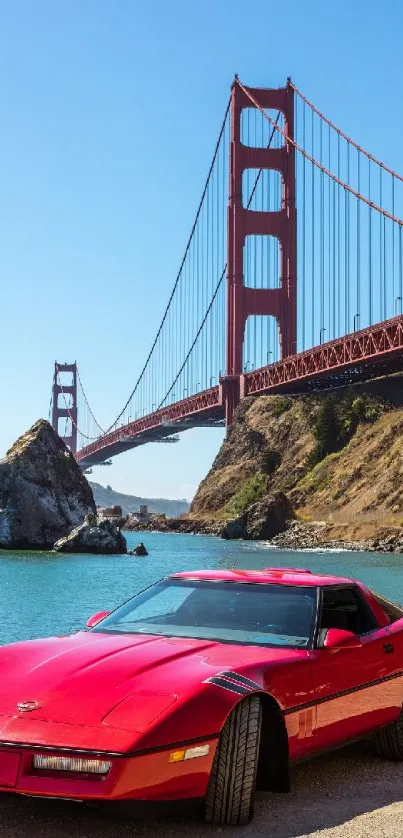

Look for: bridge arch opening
[241,108,285,148]
[242,169,282,213]
[57,416,72,440]
[57,392,73,410]
[244,235,280,290]
[243,314,281,371]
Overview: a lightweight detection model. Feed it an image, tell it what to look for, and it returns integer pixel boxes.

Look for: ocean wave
[258,542,351,554]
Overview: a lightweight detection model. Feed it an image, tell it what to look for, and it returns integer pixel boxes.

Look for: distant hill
[89,482,189,518]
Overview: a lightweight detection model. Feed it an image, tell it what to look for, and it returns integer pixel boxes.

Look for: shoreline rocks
[123,511,403,553]
[123,512,221,536]
[270,520,403,553]
[221,492,293,541]
[54,515,127,554]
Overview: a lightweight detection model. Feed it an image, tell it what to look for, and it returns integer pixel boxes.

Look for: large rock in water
[54,516,127,554]
[0,420,95,549]
[221,492,293,541]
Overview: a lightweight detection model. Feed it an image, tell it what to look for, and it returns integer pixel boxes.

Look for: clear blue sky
[1,0,402,500]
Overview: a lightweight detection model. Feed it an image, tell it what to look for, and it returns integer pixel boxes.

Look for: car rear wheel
[204,695,262,825]
[374,710,403,760]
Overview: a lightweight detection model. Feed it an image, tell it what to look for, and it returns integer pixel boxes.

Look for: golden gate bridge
[50,77,403,470]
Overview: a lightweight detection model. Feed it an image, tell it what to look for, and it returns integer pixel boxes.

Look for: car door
[309,585,403,751]
[371,593,403,663]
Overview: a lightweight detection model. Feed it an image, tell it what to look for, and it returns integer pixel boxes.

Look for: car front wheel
[204,695,262,825]
[374,709,403,760]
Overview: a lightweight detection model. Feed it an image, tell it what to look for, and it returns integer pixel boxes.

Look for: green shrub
[225,472,266,517]
[308,393,382,467]
[308,398,338,466]
[299,459,331,492]
[260,450,281,475]
[272,397,292,417]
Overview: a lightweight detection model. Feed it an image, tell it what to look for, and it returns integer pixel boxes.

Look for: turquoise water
[0,531,402,645]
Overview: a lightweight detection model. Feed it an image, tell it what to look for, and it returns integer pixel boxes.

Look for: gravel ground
[0,744,402,838]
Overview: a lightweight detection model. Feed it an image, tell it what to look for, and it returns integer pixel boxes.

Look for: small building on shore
[97,504,123,521]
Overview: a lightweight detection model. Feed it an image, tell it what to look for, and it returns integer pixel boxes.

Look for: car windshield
[91,579,317,648]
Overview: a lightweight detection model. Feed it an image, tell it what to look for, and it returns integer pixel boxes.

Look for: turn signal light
[32,755,111,774]
[169,744,210,763]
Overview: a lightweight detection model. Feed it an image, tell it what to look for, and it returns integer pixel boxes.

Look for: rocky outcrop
[0,420,95,550]
[220,517,247,540]
[128,542,148,556]
[221,492,293,540]
[186,376,403,548]
[124,513,220,535]
[54,515,127,554]
[244,492,294,539]
[124,513,169,532]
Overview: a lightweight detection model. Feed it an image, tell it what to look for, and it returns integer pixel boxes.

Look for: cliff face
[0,420,95,549]
[190,377,403,533]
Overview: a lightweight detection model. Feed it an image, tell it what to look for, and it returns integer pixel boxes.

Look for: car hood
[0,631,304,731]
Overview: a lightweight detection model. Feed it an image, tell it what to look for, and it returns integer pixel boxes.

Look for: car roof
[170,568,354,587]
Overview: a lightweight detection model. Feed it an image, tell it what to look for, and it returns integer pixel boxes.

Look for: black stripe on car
[283,668,403,715]
[219,671,261,691]
[204,676,250,696]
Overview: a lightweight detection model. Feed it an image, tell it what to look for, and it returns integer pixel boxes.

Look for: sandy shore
[0,744,402,838]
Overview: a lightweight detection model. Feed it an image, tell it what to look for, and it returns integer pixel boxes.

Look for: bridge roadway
[76,315,403,469]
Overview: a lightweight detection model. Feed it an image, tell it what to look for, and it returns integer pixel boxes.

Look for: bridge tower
[223,78,296,425]
[51,362,78,453]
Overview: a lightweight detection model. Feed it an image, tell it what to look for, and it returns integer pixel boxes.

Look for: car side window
[320,587,378,636]
[373,593,403,624]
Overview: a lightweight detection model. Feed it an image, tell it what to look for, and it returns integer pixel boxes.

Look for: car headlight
[32,755,111,774]
[169,744,210,762]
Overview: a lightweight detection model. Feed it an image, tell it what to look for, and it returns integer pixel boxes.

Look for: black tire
[374,710,403,760]
[204,695,262,825]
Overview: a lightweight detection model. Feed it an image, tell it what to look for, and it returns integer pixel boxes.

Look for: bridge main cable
[290,80,403,183]
[236,78,403,226]
[96,96,232,436]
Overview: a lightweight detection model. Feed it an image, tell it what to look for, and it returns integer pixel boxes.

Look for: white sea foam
[258,542,351,554]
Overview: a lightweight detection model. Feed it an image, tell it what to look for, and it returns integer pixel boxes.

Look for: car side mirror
[322,628,362,649]
[86,610,111,629]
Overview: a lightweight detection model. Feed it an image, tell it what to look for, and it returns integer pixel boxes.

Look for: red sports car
[0,567,402,825]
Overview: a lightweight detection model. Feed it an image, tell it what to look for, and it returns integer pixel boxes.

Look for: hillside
[89,482,189,517]
[190,375,403,549]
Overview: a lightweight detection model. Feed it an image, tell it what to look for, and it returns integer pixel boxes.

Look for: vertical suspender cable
[369,156,373,324]
[337,134,341,336]
[320,118,324,338]
[399,225,403,307]
[380,167,383,321]
[357,149,361,325]
[328,123,331,339]
[302,99,306,350]
[311,108,315,346]
[392,174,395,307]
[346,140,350,332]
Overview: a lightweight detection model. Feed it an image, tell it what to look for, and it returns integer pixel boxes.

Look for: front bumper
[0,737,218,802]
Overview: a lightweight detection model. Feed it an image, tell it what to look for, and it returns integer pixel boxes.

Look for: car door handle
[383,643,394,654]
